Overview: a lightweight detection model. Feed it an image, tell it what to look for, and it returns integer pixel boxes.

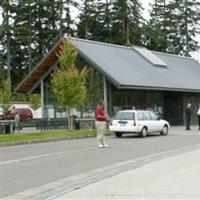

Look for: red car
[11,108,33,120]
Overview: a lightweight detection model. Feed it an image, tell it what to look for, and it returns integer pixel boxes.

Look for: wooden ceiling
[15,38,66,93]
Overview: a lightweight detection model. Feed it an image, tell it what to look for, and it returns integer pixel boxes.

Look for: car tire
[140,127,147,138]
[115,132,122,138]
[160,125,169,135]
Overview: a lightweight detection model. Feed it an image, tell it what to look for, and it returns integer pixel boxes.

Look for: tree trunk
[6,0,11,89]
[67,105,71,129]
[59,0,63,37]
[184,0,189,57]
[28,2,32,72]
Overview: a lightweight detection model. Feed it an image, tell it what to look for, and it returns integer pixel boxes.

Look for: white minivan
[109,110,170,138]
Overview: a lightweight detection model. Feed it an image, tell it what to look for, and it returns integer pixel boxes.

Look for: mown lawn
[0,129,97,144]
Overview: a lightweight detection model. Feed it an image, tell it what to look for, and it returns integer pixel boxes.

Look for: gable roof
[15,37,200,93]
[15,38,65,93]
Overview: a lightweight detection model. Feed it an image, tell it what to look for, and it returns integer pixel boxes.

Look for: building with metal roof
[15,37,200,125]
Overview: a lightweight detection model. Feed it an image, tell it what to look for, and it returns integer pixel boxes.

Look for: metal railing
[0,118,96,133]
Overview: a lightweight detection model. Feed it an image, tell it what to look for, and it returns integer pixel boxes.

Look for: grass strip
[0,129,97,144]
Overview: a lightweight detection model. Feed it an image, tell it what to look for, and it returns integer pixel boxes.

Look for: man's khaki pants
[95,121,106,145]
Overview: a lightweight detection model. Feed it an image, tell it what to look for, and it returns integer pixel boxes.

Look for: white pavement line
[1,146,97,166]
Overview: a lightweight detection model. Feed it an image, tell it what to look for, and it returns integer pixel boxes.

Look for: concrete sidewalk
[55,149,200,200]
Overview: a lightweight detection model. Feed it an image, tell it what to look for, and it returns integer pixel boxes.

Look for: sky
[0,0,199,61]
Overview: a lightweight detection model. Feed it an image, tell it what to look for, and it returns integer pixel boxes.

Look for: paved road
[59,149,200,200]
[1,126,200,198]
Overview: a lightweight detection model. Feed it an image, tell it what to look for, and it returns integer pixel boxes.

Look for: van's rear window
[114,112,135,120]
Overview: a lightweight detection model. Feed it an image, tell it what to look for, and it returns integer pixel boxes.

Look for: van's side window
[137,112,144,121]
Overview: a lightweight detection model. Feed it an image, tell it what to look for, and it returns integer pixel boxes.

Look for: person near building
[197,104,200,130]
[95,101,109,148]
[185,103,192,130]
[14,111,21,133]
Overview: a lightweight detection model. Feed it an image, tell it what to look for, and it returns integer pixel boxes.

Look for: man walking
[185,103,192,130]
[95,101,108,148]
[197,104,200,130]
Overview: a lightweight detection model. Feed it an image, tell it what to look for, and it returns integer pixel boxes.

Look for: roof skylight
[133,46,167,68]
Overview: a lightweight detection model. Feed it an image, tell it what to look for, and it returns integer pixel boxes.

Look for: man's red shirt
[95,105,106,121]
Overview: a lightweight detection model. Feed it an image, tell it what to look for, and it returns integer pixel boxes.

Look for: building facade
[15,37,200,125]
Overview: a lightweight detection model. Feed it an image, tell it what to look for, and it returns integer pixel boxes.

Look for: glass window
[149,111,157,120]
[114,112,135,120]
[143,112,151,120]
[137,112,144,121]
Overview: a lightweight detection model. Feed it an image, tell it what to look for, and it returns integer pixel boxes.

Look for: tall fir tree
[110,0,144,45]
[168,0,200,56]
[144,0,172,52]
[77,0,113,42]
[59,0,77,37]
[91,0,113,42]
[146,0,200,55]
[9,0,61,89]
[2,0,77,89]
[12,0,34,85]
[0,0,13,87]
[77,0,98,40]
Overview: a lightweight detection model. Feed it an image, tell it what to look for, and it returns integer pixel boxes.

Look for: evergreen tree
[168,0,200,56]
[0,0,13,87]
[146,0,200,55]
[77,0,114,42]
[144,0,172,52]
[61,0,77,36]
[10,0,72,89]
[1,0,76,90]
[0,57,5,84]
[12,0,76,77]
[77,0,98,40]
[12,0,34,85]
[91,0,113,42]
[8,0,60,89]
[31,0,60,59]
[110,0,144,45]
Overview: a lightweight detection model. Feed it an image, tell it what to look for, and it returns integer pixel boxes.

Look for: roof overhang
[15,37,67,93]
[117,85,200,93]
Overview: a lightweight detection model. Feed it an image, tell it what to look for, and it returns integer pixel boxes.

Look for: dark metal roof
[71,37,200,92]
[15,36,200,93]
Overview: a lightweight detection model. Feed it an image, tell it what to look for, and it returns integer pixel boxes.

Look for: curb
[0,135,96,147]
[0,133,113,147]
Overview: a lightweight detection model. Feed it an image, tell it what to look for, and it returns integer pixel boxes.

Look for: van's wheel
[115,132,122,138]
[161,125,169,135]
[140,127,147,138]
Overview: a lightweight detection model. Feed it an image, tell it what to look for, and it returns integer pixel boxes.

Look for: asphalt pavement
[2,126,200,200]
[53,127,200,200]
[56,148,200,200]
